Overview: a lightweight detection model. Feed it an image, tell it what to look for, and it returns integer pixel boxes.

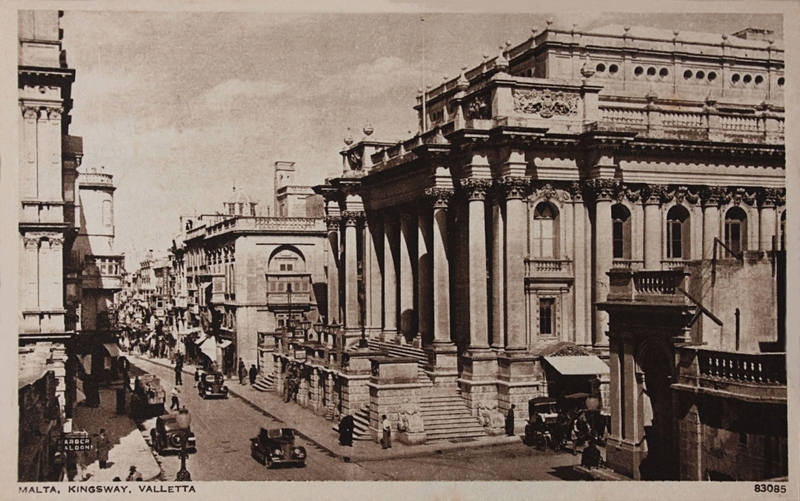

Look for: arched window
[666,205,690,259]
[532,202,559,258]
[102,200,113,227]
[611,204,632,259]
[724,207,747,255]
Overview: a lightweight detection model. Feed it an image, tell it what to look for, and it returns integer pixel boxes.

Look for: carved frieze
[729,187,755,207]
[530,181,570,203]
[459,178,492,201]
[615,184,641,204]
[758,187,785,208]
[424,188,454,209]
[642,184,669,205]
[671,186,700,206]
[323,215,342,231]
[465,93,491,120]
[512,88,579,118]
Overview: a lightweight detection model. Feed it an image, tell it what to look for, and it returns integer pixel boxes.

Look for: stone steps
[332,407,372,441]
[420,389,487,443]
[252,373,276,392]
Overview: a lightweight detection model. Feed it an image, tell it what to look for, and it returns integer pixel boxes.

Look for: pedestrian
[238,358,246,384]
[381,414,392,449]
[338,410,355,447]
[506,404,516,437]
[249,364,258,385]
[194,367,201,385]
[174,362,183,386]
[126,465,143,481]
[170,386,180,411]
[96,429,111,469]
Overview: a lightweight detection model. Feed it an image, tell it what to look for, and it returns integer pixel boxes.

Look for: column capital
[615,184,641,204]
[729,187,756,207]
[583,178,619,202]
[497,176,530,200]
[424,188,454,209]
[341,211,365,226]
[569,181,584,202]
[667,186,700,206]
[23,236,40,249]
[21,105,40,119]
[758,187,785,208]
[642,184,669,205]
[700,186,729,207]
[323,215,341,230]
[50,237,64,249]
[459,178,492,201]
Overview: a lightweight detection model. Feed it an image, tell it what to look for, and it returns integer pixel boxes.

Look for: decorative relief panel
[346,150,362,171]
[513,89,579,118]
[465,93,491,120]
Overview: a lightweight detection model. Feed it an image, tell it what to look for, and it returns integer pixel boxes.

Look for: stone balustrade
[697,349,786,385]
[607,268,690,304]
[524,258,573,277]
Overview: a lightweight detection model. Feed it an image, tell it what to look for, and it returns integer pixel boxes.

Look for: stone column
[490,190,505,350]
[464,179,491,349]
[363,215,383,337]
[417,208,432,346]
[324,216,341,323]
[643,184,666,270]
[589,179,616,348]
[423,188,458,387]
[501,177,529,351]
[342,211,362,332]
[759,188,779,251]
[701,186,725,259]
[382,212,398,338]
[399,211,416,342]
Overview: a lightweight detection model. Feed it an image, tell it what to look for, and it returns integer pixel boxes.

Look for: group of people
[238,358,258,386]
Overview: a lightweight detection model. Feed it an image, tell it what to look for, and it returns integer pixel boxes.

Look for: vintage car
[197,371,229,399]
[149,415,197,455]
[130,374,166,419]
[250,427,306,468]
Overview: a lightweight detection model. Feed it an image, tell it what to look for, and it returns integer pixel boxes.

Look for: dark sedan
[150,415,197,455]
[250,428,306,468]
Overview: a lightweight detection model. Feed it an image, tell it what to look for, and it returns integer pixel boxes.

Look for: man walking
[248,364,258,385]
[238,358,246,385]
[174,358,183,386]
[381,414,392,449]
[170,386,180,411]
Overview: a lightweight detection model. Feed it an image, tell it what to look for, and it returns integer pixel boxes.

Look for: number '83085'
[754,484,786,493]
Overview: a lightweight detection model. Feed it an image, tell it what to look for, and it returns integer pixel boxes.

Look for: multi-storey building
[174,165,327,376]
[294,23,785,451]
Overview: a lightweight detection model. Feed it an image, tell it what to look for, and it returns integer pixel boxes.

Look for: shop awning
[102,343,121,358]
[199,337,217,359]
[543,356,609,376]
[218,339,232,349]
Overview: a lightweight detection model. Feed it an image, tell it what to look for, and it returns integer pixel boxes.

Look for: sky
[58,9,783,266]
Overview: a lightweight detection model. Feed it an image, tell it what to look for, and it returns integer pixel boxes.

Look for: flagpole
[421,15,426,133]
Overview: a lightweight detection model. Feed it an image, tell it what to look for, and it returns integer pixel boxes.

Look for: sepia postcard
[1,1,797,500]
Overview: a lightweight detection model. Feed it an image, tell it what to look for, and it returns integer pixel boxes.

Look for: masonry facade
[305,24,784,443]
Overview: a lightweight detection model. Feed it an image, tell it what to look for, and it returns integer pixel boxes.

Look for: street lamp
[175,407,192,481]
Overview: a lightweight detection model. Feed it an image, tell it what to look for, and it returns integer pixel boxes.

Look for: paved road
[131,357,580,481]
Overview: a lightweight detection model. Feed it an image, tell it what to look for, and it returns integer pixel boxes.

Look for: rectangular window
[667,221,682,258]
[280,264,287,271]
[539,298,555,335]
[533,219,555,258]
[725,221,742,255]
[613,220,624,259]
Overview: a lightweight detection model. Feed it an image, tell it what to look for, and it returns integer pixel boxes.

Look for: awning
[543,355,609,376]
[102,343,121,358]
[194,334,208,345]
[218,339,232,349]
[199,337,217,359]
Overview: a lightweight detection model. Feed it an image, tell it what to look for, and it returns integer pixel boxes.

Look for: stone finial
[363,123,374,137]
[580,53,595,79]
[645,87,658,102]
[531,27,538,38]
[457,66,469,90]
[495,44,509,70]
[344,128,354,146]
[572,22,579,33]
[704,91,717,108]
[546,17,554,28]
[673,29,680,38]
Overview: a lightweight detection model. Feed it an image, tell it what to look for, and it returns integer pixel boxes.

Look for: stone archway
[636,338,676,480]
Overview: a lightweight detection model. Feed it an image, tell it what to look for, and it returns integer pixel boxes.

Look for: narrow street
[131,356,583,481]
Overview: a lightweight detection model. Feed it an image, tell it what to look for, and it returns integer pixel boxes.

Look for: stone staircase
[367,340,433,389]
[252,373,276,392]
[420,389,487,443]
[331,407,372,441]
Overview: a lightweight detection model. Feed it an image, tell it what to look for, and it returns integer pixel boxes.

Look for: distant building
[165,171,326,377]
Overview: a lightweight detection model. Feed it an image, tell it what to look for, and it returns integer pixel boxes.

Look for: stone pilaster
[701,186,727,259]
[324,216,341,323]
[758,188,780,251]
[586,179,617,348]
[642,184,667,270]
[500,176,529,351]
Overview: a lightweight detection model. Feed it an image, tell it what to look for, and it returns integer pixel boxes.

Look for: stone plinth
[606,436,646,480]
[367,357,423,444]
[459,349,498,415]
[424,343,459,388]
[496,351,543,426]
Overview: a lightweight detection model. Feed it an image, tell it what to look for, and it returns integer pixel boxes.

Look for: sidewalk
[71,385,161,482]
[140,355,522,462]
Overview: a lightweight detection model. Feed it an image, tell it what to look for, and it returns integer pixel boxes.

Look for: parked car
[149,415,197,455]
[197,371,229,399]
[250,428,306,468]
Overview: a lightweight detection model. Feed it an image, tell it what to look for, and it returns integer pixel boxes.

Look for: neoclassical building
[305,22,784,440]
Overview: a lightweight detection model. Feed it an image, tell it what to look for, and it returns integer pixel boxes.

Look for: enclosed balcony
[81,255,123,290]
